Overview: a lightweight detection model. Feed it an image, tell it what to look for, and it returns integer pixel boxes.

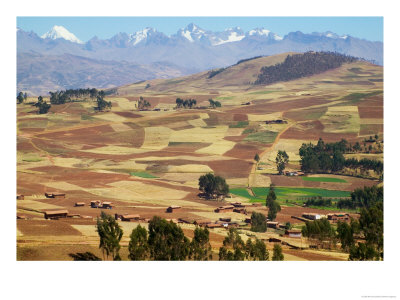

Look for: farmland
[17,53,383,261]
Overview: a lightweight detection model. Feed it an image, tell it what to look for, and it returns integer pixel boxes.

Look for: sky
[17,17,383,42]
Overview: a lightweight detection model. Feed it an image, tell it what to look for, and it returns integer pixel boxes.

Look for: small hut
[44,209,68,220]
[45,192,66,199]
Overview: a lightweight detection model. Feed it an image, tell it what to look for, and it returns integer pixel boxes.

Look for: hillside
[115,53,294,95]
[17,53,190,96]
[114,52,382,99]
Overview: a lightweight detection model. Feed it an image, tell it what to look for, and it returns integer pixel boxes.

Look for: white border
[2,1,399,299]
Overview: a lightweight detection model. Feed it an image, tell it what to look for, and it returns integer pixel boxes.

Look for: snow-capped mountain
[311,31,348,39]
[17,23,383,94]
[212,27,246,45]
[41,25,83,44]
[248,28,283,41]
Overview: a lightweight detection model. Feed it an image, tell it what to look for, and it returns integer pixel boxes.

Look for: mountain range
[17,24,383,95]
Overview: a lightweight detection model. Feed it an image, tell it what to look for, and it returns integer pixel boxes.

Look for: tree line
[49,88,104,105]
[299,138,383,175]
[16,92,27,104]
[208,99,221,108]
[175,98,197,109]
[254,51,358,85]
[70,212,284,261]
[302,199,383,260]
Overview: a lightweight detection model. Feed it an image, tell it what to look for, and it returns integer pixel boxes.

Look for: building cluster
[302,212,351,223]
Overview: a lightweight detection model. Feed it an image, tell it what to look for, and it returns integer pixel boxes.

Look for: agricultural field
[16,54,383,261]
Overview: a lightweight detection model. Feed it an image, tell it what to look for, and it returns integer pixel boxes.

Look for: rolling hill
[113,52,382,98]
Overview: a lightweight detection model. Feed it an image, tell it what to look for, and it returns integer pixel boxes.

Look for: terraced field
[17,55,383,260]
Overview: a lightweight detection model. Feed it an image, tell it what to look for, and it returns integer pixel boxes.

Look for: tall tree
[190,226,212,260]
[128,224,149,261]
[266,184,280,221]
[138,96,151,110]
[219,228,245,261]
[254,153,260,163]
[17,92,24,104]
[272,244,284,261]
[276,150,289,174]
[96,211,123,261]
[250,212,267,232]
[246,238,269,261]
[147,216,190,260]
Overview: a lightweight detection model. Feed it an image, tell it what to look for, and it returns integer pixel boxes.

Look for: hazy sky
[17,17,383,42]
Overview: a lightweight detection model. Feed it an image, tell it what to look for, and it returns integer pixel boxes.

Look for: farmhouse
[178,217,194,224]
[194,219,212,226]
[45,192,66,199]
[120,214,141,221]
[166,205,182,213]
[17,194,24,200]
[267,221,279,229]
[102,202,113,209]
[245,217,252,224]
[285,229,302,238]
[219,217,231,222]
[327,213,350,223]
[74,202,85,207]
[91,201,101,208]
[44,209,68,220]
[206,223,223,228]
[233,208,247,214]
[214,205,234,213]
[302,213,321,220]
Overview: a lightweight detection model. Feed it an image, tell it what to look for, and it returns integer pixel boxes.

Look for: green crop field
[230,186,351,203]
[248,90,277,95]
[244,130,278,144]
[130,171,158,179]
[302,177,347,183]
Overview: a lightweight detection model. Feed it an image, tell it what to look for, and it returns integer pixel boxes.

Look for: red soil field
[207,159,253,179]
[280,120,359,142]
[114,111,142,118]
[17,220,83,236]
[224,142,262,160]
[228,97,328,115]
[233,114,248,121]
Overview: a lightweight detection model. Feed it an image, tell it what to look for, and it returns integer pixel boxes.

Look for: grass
[243,128,256,134]
[216,96,234,100]
[248,90,277,95]
[244,130,278,144]
[230,187,351,203]
[302,177,347,183]
[130,171,158,178]
[229,121,249,128]
[230,188,258,201]
[81,114,95,121]
[22,157,42,162]
[341,90,382,104]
